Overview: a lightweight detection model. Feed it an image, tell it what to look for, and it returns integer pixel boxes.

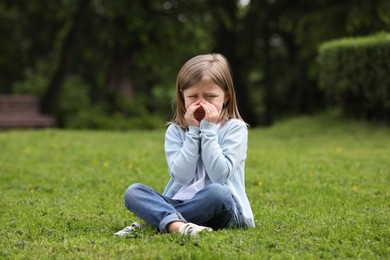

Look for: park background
[1,0,389,128]
[1,0,390,259]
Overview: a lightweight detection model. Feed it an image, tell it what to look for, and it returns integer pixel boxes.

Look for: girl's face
[182,81,227,121]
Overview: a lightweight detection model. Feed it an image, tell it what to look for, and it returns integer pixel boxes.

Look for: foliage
[4,0,212,129]
[0,114,389,258]
[318,32,390,122]
[0,3,27,93]
[76,0,214,124]
[66,104,164,130]
[1,0,390,128]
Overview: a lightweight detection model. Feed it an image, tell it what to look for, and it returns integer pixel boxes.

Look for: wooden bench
[0,95,56,129]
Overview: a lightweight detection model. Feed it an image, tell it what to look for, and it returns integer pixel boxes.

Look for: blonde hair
[171,53,244,129]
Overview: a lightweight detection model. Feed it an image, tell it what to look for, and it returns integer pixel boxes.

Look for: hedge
[318,32,390,122]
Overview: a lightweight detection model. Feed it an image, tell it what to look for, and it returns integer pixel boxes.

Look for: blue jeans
[124,183,244,233]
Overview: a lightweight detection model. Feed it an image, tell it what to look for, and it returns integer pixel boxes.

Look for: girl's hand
[201,101,220,124]
[184,101,203,127]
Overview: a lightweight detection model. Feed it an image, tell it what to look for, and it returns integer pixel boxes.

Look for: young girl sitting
[115,53,254,236]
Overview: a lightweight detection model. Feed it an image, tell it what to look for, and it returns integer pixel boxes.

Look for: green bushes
[66,105,164,130]
[13,65,165,130]
[318,32,390,122]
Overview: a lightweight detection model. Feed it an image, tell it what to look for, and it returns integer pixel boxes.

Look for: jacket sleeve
[200,120,247,184]
[164,124,200,185]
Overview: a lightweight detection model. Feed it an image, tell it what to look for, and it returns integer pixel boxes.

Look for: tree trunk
[106,44,135,102]
[40,0,92,114]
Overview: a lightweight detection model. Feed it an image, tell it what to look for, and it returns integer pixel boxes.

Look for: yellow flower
[258,181,263,187]
[103,161,111,168]
[351,185,358,191]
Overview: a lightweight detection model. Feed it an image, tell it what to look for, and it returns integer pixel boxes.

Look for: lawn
[0,114,389,259]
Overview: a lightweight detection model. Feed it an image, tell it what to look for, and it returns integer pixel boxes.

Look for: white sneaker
[179,223,213,236]
[114,222,144,237]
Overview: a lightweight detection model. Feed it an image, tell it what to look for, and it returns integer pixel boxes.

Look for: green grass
[1,114,389,259]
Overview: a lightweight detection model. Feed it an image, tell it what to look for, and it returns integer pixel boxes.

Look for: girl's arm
[165,124,200,185]
[200,120,247,184]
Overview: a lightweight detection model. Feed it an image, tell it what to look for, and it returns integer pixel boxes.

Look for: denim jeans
[124,183,244,233]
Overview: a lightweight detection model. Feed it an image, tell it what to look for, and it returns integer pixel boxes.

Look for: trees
[1,0,388,128]
[239,0,390,124]
[40,0,92,114]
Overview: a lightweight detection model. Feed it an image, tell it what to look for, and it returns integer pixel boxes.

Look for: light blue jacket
[163,119,255,228]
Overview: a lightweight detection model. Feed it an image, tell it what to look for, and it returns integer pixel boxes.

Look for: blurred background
[0,0,389,129]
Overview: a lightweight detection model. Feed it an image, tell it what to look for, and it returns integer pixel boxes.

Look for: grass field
[1,114,389,259]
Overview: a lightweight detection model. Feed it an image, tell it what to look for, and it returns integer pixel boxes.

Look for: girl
[115,53,254,236]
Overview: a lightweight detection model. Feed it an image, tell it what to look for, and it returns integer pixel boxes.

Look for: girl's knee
[126,183,144,193]
[208,183,228,194]
[124,183,145,207]
[205,183,233,204]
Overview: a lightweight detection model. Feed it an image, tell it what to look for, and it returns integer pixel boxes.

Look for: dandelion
[103,161,111,168]
[258,181,263,187]
[351,185,358,191]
